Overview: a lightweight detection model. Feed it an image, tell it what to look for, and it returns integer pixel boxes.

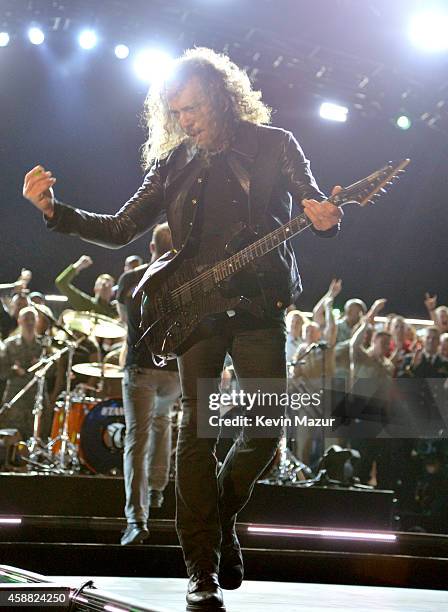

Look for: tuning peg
[380,188,387,193]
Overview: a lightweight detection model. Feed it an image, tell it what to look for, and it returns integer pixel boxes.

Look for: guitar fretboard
[212,210,313,282]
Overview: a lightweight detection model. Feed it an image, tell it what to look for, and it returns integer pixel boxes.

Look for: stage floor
[52,576,448,611]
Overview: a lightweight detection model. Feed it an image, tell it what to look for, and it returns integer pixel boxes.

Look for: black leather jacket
[47,121,337,314]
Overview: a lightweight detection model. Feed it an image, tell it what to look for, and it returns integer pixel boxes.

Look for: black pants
[176,315,286,575]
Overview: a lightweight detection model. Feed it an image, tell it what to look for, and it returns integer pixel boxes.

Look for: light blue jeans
[122,366,180,524]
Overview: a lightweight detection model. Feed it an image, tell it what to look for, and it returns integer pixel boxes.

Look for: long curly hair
[141,47,271,168]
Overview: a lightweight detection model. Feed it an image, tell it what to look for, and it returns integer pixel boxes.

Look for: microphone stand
[289,341,330,469]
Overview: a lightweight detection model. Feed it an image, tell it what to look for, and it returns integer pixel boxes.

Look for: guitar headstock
[333,159,410,207]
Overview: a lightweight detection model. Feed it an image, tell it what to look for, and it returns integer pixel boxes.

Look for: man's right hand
[366,298,387,324]
[326,278,342,300]
[23,165,56,218]
[73,255,93,272]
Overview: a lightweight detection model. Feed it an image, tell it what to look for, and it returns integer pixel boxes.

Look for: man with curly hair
[23,47,341,611]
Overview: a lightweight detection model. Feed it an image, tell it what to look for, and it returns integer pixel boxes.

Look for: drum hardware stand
[27,359,56,465]
[20,456,54,471]
[25,331,56,465]
[279,435,313,483]
[32,304,89,471]
[0,355,59,470]
[46,339,82,472]
[258,434,313,486]
[96,356,106,397]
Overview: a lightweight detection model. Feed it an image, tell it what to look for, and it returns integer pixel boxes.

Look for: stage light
[0,32,10,47]
[133,49,173,84]
[0,518,22,525]
[28,27,45,46]
[408,11,448,52]
[396,115,412,130]
[78,30,98,50]
[114,44,130,59]
[319,102,348,123]
[248,525,397,542]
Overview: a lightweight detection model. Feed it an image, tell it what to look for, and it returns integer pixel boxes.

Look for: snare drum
[50,393,98,454]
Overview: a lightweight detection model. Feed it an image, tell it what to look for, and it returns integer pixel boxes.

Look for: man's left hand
[302,185,343,231]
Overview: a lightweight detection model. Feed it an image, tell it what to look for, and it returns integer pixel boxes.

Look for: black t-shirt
[198,151,248,255]
[117,265,177,371]
[197,150,282,318]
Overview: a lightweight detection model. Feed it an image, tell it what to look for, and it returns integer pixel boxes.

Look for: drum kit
[0,309,127,474]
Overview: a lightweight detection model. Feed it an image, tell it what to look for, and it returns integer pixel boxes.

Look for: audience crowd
[1,264,447,533]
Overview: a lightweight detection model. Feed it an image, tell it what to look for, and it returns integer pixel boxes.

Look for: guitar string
[168,170,397,301]
[170,226,302,294]
[169,186,370,300]
[169,182,353,300]
[169,212,312,300]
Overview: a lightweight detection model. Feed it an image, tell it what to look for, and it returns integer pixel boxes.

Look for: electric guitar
[136,159,410,360]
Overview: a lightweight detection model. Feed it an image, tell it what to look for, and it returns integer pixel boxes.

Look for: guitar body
[140,225,259,358]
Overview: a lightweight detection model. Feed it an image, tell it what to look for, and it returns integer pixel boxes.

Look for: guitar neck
[204,157,410,285]
[212,194,344,283]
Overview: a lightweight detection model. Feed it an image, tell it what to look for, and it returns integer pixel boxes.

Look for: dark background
[1,0,447,316]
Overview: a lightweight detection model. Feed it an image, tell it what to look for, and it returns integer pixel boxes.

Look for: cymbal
[72,362,124,379]
[33,302,58,325]
[62,310,125,339]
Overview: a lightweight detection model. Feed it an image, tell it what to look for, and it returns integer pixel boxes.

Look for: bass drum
[79,398,125,475]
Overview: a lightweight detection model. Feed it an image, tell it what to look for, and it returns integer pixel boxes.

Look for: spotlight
[0,32,10,47]
[28,27,45,46]
[114,44,130,59]
[319,102,348,123]
[408,11,448,52]
[396,115,412,130]
[133,49,173,84]
[78,30,98,50]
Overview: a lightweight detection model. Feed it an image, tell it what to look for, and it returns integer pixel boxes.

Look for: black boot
[186,571,225,611]
[219,528,244,590]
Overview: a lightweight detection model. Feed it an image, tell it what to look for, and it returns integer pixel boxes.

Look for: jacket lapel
[164,143,201,195]
[227,122,258,197]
